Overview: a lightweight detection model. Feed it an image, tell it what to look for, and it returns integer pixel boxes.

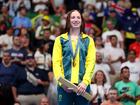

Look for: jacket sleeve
[82,37,96,86]
[52,37,64,80]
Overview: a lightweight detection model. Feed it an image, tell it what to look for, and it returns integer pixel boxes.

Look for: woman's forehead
[71,10,81,16]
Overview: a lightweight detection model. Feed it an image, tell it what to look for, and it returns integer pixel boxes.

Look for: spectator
[0,27,13,61]
[101,88,122,105]
[129,35,140,61]
[119,4,139,34]
[95,0,107,29]
[119,7,140,52]
[12,54,50,105]
[18,28,30,48]
[32,0,49,12]
[32,8,50,29]
[12,6,32,36]
[59,8,67,29]
[0,51,18,105]
[82,4,97,34]
[102,9,120,32]
[95,36,105,56]
[121,50,140,84]
[102,20,124,49]
[0,5,12,34]
[34,42,52,71]
[47,72,57,105]
[83,3,96,21]
[35,16,50,47]
[16,0,31,11]
[36,26,54,55]
[0,27,13,49]
[43,42,52,70]
[115,66,140,105]
[104,35,125,84]
[84,17,101,38]
[8,36,27,66]
[43,29,54,55]
[6,0,18,17]
[51,5,66,27]
[40,96,50,105]
[90,70,111,105]
[94,52,115,85]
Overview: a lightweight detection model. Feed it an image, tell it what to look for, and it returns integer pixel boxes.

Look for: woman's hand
[77,82,87,95]
[62,85,73,93]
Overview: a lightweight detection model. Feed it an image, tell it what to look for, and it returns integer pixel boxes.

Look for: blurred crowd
[0,0,140,105]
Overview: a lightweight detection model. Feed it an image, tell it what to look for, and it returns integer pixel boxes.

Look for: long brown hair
[93,70,107,84]
[65,10,85,33]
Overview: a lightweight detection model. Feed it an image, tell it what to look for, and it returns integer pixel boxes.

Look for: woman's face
[95,37,103,46]
[95,71,104,82]
[70,10,82,29]
[44,43,49,51]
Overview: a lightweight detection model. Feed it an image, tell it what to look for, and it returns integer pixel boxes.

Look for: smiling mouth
[72,22,80,25]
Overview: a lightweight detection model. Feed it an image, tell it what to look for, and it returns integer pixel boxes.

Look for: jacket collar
[61,32,88,40]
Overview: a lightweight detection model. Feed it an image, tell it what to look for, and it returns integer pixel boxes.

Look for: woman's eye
[77,16,81,19]
[71,16,75,19]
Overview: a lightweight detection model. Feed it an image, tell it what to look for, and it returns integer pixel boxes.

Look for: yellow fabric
[31,14,43,29]
[42,16,50,21]
[52,33,96,86]
[31,14,50,29]
[125,32,136,39]
[83,37,96,86]
[136,100,140,105]
[71,39,79,84]
[52,35,64,81]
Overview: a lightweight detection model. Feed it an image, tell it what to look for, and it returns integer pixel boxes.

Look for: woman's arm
[82,37,96,86]
[52,36,63,80]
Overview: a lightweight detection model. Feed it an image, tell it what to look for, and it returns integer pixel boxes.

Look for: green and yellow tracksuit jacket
[52,32,96,86]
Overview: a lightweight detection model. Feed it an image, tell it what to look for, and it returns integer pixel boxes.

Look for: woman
[53,10,96,105]
[34,42,52,71]
[90,70,111,105]
[18,28,30,48]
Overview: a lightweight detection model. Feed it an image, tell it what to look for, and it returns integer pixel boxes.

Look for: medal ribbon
[68,33,81,65]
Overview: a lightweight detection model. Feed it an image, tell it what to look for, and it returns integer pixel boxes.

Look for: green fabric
[115,81,140,105]
[60,37,72,81]
[27,12,38,19]
[78,38,89,83]
[50,15,61,26]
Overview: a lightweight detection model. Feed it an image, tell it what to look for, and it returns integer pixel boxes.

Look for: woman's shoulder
[81,33,90,38]
[81,33,94,42]
[55,33,68,40]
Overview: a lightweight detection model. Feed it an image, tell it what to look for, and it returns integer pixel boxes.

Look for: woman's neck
[69,28,80,36]
[97,81,103,85]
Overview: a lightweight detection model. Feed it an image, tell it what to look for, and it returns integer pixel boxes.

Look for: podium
[58,77,92,101]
